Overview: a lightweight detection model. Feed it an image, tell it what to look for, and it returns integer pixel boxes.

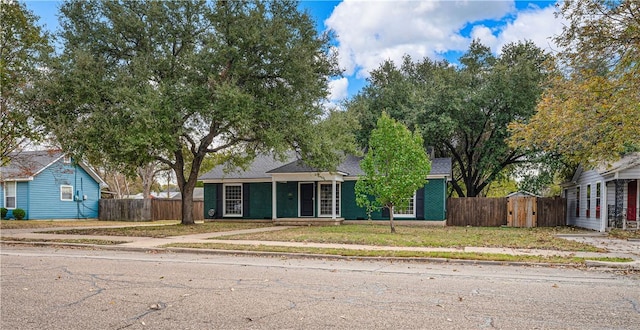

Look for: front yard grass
[0,219,178,229]
[608,228,640,240]
[164,242,632,264]
[45,222,272,238]
[212,225,605,252]
[1,237,127,245]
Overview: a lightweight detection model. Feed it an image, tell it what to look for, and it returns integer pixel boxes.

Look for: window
[4,182,16,209]
[63,155,71,163]
[596,182,601,218]
[586,184,591,218]
[319,183,340,216]
[394,193,416,218]
[575,186,580,217]
[223,184,242,217]
[60,185,74,201]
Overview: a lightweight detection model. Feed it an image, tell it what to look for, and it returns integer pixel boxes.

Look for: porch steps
[274,218,344,226]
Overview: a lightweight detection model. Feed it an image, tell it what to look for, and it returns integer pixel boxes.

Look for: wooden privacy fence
[447,197,566,227]
[99,199,204,221]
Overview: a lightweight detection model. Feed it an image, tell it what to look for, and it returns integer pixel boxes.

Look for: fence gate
[507,197,537,228]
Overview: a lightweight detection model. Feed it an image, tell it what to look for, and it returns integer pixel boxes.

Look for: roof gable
[597,152,640,176]
[1,150,106,186]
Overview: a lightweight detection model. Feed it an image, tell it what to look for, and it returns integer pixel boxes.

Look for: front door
[628,180,637,221]
[300,183,314,217]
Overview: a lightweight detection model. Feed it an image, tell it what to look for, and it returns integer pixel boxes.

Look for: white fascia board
[343,174,450,181]
[200,178,272,184]
[78,162,108,187]
[0,177,34,182]
[270,172,345,182]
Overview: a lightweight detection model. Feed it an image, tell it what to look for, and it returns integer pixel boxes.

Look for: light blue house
[1,150,106,220]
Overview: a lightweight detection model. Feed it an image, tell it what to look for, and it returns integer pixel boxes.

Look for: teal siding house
[199,154,451,223]
[1,150,106,220]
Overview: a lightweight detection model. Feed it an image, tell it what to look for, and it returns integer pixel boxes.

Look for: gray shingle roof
[430,157,452,177]
[1,150,65,180]
[199,153,451,180]
[267,154,365,175]
[199,153,297,180]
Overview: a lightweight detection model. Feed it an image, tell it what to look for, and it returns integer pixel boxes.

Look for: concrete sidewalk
[2,225,639,269]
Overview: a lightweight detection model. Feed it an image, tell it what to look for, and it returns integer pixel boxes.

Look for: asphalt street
[1,245,639,329]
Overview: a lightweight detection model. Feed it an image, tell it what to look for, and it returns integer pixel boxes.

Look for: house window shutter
[416,187,425,220]
[215,183,223,219]
[243,183,250,218]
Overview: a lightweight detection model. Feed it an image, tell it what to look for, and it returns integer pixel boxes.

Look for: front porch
[605,179,638,230]
[273,217,344,226]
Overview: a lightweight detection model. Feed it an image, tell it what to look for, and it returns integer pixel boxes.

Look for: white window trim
[60,185,74,201]
[223,183,243,217]
[63,155,71,164]
[317,182,341,217]
[393,192,416,218]
[4,181,17,209]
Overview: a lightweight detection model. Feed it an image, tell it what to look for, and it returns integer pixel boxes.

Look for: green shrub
[12,208,26,220]
[1,207,7,219]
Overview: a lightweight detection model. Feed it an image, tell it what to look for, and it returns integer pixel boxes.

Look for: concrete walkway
[2,225,639,269]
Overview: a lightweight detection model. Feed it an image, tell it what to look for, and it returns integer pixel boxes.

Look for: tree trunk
[174,148,206,225]
[389,205,396,233]
[138,163,160,199]
[181,184,195,225]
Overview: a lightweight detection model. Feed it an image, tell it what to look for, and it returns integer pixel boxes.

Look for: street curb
[2,240,637,270]
[555,234,607,238]
[584,260,640,269]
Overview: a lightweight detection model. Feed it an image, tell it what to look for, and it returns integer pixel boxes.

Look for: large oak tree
[349,41,549,197]
[34,0,354,224]
[0,1,51,166]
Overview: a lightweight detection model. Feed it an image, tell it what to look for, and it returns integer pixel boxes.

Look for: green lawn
[44,222,272,238]
[212,225,605,252]
[5,219,637,253]
[608,228,640,240]
[0,219,178,229]
[1,237,127,245]
[164,242,632,265]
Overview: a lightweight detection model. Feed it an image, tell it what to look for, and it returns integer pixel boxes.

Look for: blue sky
[25,0,563,103]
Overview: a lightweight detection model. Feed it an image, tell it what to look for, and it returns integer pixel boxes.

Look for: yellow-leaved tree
[510,0,640,167]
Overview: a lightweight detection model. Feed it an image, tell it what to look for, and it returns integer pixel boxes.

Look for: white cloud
[328,77,349,102]
[492,5,564,54]
[325,1,564,79]
[326,0,514,78]
[470,25,499,49]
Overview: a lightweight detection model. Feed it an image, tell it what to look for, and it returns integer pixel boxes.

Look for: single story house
[199,153,451,223]
[563,152,639,231]
[0,150,106,220]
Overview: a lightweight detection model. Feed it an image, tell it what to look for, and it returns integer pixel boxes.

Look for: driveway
[557,233,640,256]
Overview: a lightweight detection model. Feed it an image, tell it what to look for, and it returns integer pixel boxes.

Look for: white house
[563,153,639,232]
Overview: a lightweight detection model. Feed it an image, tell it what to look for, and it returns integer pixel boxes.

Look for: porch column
[332,179,336,220]
[615,180,626,229]
[272,179,277,220]
[600,180,607,232]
